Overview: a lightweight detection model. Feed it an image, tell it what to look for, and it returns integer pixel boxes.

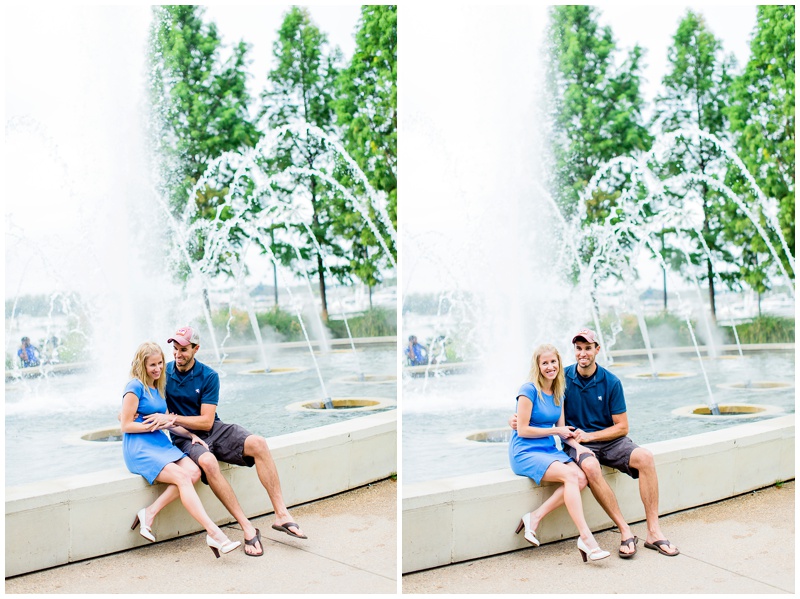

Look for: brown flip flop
[272,522,307,539]
[644,539,679,556]
[244,528,263,557]
[618,536,638,559]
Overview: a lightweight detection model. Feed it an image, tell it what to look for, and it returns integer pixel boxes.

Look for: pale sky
[4,4,362,298]
[400,3,762,294]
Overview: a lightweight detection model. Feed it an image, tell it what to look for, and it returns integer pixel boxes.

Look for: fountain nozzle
[323,397,334,410]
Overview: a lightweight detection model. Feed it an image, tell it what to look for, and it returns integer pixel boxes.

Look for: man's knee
[630,447,655,471]
[244,434,270,458]
[578,456,603,481]
[198,451,221,475]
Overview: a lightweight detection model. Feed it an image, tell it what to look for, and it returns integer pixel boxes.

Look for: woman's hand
[190,435,209,450]
[553,425,576,439]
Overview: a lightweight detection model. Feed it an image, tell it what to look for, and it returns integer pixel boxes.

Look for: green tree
[545,5,651,224]
[148,5,259,280]
[725,5,795,305]
[334,5,397,297]
[260,7,345,321]
[651,9,737,320]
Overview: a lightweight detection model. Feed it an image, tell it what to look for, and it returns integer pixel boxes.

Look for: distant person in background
[43,335,61,364]
[17,337,40,368]
[405,335,428,366]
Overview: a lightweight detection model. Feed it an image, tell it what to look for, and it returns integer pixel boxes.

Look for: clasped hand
[142,412,176,431]
[554,425,576,439]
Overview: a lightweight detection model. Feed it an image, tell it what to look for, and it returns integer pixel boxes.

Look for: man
[405,335,428,366]
[511,328,679,558]
[17,336,40,368]
[145,326,306,557]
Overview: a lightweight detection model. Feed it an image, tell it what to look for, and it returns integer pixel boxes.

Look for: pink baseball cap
[571,328,599,345]
[167,326,200,346]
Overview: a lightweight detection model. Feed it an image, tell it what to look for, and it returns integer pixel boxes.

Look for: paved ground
[5,479,397,594]
[402,481,795,594]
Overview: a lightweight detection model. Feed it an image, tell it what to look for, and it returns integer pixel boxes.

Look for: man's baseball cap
[168,326,200,346]
[571,328,599,345]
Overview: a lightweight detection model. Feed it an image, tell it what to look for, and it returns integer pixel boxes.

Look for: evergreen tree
[148,5,258,278]
[725,5,795,304]
[545,6,650,225]
[260,6,343,321]
[651,9,738,320]
[334,5,397,295]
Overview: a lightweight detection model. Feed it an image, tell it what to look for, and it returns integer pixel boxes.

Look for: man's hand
[571,428,593,443]
[142,412,176,432]
[508,413,518,430]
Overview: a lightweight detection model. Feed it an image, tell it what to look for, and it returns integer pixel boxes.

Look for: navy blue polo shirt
[165,359,221,423]
[563,363,626,432]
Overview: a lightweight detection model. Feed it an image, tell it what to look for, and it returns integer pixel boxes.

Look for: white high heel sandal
[206,534,241,558]
[514,513,540,547]
[131,508,155,543]
[576,537,610,562]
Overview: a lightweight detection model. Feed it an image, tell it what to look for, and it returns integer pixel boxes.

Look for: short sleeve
[123,378,144,399]
[516,382,539,403]
[200,369,220,406]
[608,377,627,415]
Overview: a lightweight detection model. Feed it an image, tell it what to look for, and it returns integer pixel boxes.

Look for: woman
[509,343,609,562]
[121,341,240,558]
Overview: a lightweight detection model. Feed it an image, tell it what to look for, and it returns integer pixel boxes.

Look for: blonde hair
[526,343,565,406]
[129,342,166,398]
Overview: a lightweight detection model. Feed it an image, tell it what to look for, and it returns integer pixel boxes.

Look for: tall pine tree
[260,7,344,321]
[725,5,795,308]
[651,9,737,320]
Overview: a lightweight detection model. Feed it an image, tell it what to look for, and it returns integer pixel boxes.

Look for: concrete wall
[402,415,794,573]
[6,410,396,577]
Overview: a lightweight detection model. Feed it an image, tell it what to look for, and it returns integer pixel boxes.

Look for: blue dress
[509,381,573,484]
[122,379,186,484]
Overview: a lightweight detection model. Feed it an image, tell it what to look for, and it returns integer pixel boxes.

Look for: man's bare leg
[630,448,678,555]
[579,456,636,555]
[198,452,263,555]
[244,435,305,538]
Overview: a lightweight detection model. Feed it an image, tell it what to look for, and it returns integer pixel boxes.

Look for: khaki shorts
[564,436,641,479]
[173,421,255,484]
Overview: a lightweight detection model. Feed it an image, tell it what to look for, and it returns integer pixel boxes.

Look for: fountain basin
[286,397,394,412]
[334,374,397,384]
[717,381,794,391]
[464,428,512,443]
[607,361,639,368]
[80,427,123,443]
[239,367,308,375]
[626,371,696,380]
[672,404,784,419]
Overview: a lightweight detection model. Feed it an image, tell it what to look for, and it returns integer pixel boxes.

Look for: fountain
[401,5,794,484]
[4,7,397,488]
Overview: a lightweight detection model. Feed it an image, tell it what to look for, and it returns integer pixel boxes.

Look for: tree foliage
[334,5,397,291]
[545,5,651,224]
[260,6,344,320]
[651,9,738,319]
[725,5,795,296]
[148,5,258,277]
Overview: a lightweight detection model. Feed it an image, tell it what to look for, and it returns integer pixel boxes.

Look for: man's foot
[618,536,638,558]
[272,520,307,539]
[243,528,264,557]
[617,527,636,556]
[644,538,679,556]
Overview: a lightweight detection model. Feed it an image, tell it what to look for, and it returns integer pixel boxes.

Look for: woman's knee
[183,460,202,484]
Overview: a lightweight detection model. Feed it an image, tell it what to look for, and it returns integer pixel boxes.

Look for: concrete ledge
[5,410,397,577]
[402,414,794,573]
